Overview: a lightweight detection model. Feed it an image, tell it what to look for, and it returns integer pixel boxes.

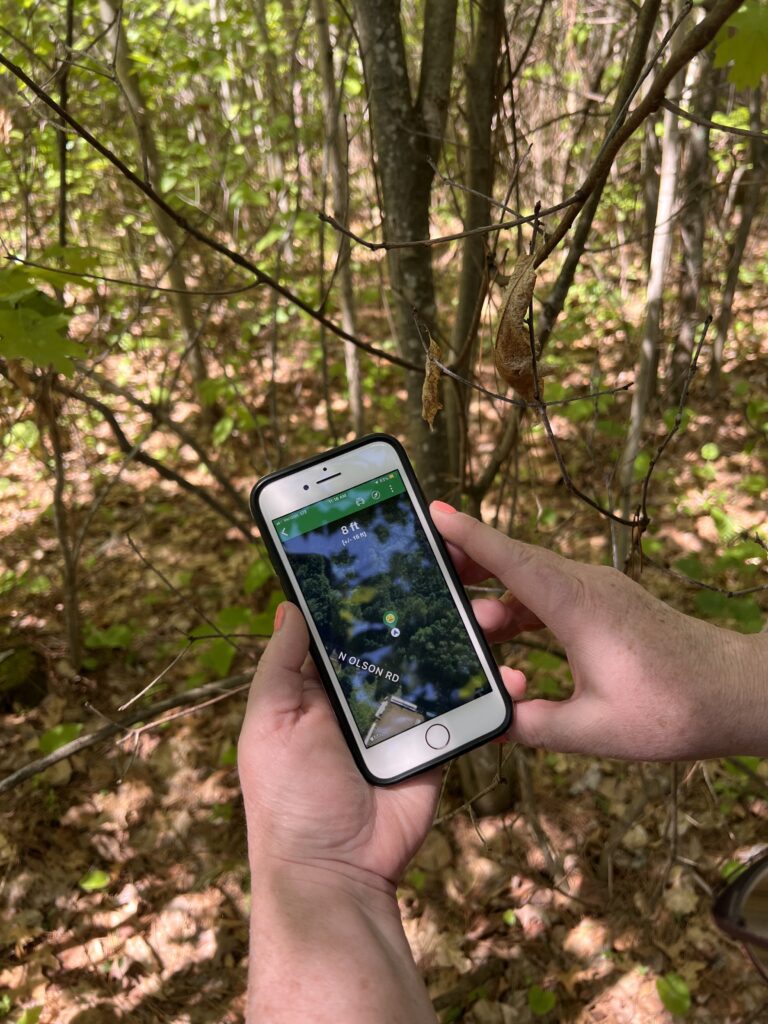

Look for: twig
[0,673,252,794]
[318,193,583,252]
[117,641,194,710]
[125,533,244,655]
[661,98,768,141]
[118,682,251,738]
[642,556,768,598]
[637,316,712,531]
[434,744,517,825]
[5,253,266,296]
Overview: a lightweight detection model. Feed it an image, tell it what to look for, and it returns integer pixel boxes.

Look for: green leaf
[219,740,237,767]
[405,867,426,892]
[0,267,36,302]
[212,415,234,447]
[700,442,719,461]
[0,305,80,375]
[528,650,563,671]
[243,558,272,595]
[719,858,747,881]
[673,556,704,581]
[78,868,110,893]
[502,908,517,926]
[84,623,134,650]
[528,985,557,1016]
[715,1,768,89]
[39,722,84,755]
[656,972,691,1016]
[198,638,236,676]
[14,1008,42,1024]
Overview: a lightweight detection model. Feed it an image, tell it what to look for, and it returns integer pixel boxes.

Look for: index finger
[430,503,585,638]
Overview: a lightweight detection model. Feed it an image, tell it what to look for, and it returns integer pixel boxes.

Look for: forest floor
[1,283,767,1023]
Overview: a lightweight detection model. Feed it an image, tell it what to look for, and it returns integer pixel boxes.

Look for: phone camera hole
[303,484,309,491]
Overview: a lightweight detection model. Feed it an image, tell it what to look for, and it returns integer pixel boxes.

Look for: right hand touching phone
[431,502,768,761]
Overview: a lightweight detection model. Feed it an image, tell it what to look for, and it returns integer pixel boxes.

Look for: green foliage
[715,1,768,89]
[84,623,135,650]
[527,985,557,1016]
[656,972,691,1017]
[502,908,517,926]
[0,267,80,375]
[405,867,426,892]
[78,868,111,893]
[693,590,763,632]
[38,722,84,755]
[190,599,278,678]
[218,740,237,767]
[13,1009,42,1024]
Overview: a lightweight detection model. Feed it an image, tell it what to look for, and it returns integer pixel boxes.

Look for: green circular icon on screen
[383,611,398,626]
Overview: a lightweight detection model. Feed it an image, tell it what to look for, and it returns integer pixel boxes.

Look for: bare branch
[0,673,252,795]
[662,98,768,141]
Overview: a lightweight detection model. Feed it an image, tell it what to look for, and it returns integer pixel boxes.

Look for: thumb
[510,696,602,755]
[431,504,585,640]
[245,602,310,717]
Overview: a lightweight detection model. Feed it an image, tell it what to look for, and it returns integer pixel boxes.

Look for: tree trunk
[710,86,766,389]
[352,0,458,498]
[668,50,718,399]
[446,0,505,490]
[616,85,682,565]
[536,0,661,353]
[99,0,208,386]
[313,0,364,436]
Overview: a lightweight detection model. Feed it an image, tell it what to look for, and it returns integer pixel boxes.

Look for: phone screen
[273,470,492,747]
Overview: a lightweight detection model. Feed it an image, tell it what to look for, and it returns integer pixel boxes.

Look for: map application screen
[273,471,492,747]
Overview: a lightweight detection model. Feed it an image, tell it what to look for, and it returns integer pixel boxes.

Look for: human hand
[431,502,768,761]
[237,602,440,889]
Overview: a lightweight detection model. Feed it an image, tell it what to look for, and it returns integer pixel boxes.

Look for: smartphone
[250,434,512,785]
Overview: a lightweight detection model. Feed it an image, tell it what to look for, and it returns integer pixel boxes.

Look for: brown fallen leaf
[421,334,442,430]
[494,252,537,402]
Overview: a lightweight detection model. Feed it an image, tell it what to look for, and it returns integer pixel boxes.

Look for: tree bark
[616,83,682,565]
[352,0,457,497]
[99,0,208,386]
[668,49,718,399]
[446,0,505,489]
[313,0,364,436]
[710,86,766,389]
[536,0,661,353]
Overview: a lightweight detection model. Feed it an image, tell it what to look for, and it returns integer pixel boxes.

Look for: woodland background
[0,0,767,1021]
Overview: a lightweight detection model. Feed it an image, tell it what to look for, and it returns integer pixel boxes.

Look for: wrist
[731,629,768,756]
[701,625,768,758]
[245,858,435,1024]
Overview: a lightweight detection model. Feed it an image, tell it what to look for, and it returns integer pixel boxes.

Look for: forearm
[726,629,768,756]
[246,860,436,1024]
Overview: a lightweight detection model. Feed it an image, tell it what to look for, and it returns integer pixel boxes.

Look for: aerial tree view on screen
[284,491,490,742]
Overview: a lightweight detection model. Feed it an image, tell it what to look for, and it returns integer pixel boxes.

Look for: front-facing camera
[303,484,309,491]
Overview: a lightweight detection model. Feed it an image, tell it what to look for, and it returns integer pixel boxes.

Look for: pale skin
[238,502,768,1023]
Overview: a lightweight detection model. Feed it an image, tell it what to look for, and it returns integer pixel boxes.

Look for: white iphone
[250,434,512,785]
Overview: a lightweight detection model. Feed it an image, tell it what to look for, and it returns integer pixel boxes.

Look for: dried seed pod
[494,253,537,402]
[421,335,443,431]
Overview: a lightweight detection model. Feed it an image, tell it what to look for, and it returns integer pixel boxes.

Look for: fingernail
[274,603,286,632]
[431,500,457,515]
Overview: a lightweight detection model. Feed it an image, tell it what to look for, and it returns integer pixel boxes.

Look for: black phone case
[249,432,513,785]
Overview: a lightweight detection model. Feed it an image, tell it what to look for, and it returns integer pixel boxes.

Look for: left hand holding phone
[238,602,442,1022]
[238,601,441,882]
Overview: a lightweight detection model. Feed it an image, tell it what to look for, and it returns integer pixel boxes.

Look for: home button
[425,724,450,749]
